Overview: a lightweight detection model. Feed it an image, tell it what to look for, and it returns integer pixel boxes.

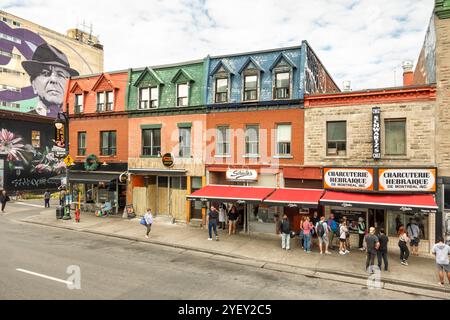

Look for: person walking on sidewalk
[228,205,239,235]
[398,226,410,266]
[315,216,331,255]
[377,228,389,272]
[365,227,380,273]
[339,219,349,255]
[358,217,366,251]
[343,216,351,251]
[218,203,227,230]
[407,218,420,256]
[44,189,51,208]
[0,189,10,213]
[207,205,219,241]
[302,216,313,253]
[327,213,338,250]
[280,214,291,250]
[143,208,153,239]
[432,236,450,287]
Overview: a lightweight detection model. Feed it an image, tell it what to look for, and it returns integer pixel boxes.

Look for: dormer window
[139,87,158,109]
[177,83,188,107]
[74,94,83,113]
[243,74,258,101]
[270,53,296,100]
[239,57,263,102]
[215,78,228,103]
[274,71,290,99]
[97,91,114,112]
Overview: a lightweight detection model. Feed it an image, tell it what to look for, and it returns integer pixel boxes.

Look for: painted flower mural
[0,128,28,164]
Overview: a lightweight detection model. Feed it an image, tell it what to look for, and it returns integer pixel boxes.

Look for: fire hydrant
[75,208,80,223]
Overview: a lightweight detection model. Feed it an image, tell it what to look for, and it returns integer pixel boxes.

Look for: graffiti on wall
[0,21,79,117]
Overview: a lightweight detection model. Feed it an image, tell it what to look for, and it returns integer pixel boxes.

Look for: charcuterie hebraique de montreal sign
[379,168,436,192]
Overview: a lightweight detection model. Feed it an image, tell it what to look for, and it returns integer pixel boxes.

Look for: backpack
[317,222,325,237]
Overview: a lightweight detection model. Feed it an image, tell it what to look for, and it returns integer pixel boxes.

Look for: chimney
[402,60,414,86]
[342,80,351,92]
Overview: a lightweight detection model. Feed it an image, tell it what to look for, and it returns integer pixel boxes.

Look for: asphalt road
[0,202,438,300]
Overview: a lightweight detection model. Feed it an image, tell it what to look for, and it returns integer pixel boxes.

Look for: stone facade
[304,100,436,167]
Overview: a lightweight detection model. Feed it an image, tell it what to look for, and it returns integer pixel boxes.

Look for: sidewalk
[17,206,450,298]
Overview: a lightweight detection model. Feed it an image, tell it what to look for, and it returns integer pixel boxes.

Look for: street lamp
[54,109,71,220]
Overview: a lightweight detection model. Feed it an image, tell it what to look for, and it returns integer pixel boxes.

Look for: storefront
[320,167,438,253]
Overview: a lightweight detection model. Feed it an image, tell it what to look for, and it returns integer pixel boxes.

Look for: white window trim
[139,86,159,109]
[241,70,260,102]
[272,67,293,100]
[176,83,189,107]
[213,75,230,104]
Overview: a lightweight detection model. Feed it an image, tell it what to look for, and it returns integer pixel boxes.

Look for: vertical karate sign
[372,107,381,159]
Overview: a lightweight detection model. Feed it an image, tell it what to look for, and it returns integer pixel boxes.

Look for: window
[171,177,187,190]
[177,83,188,107]
[179,127,191,158]
[216,126,230,156]
[215,78,228,103]
[327,121,346,156]
[274,72,290,99]
[74,94,83,113]
[244,75,258,101]
[31,130,40,148]
[444,184,450,210]
[245,125,259,155]
[139,87,158,109]
[78,132,86,156]
[276,124,291,155]
[97,91,114,111]
[385,119,406,155]
[100,131,116,156]
[387,211,429,240]
[142,128,161,156]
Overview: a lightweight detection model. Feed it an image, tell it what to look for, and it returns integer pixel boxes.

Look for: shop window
[158,176,168,188]
[215,78,228,103]
[77,132,86,156]
[327,121,346,156]
[387,211,428,240]
[179,127,191,158]
[276,124,291,155]
[274,71,290,99]
[142,128,161,156]
[331,209,366,234]
[31,130,40,148]
[191,177,202,191]
[100,131,116,156]
[385,119,406,155]
[177,83,188,107]
[445,184,450,210]
[216,126,230,156]
[170,177,187,190]
[245,125,259,155]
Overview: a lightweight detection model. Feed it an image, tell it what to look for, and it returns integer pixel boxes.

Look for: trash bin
[56,206,63,219]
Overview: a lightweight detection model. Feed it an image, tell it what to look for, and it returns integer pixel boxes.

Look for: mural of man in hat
[22,43,79,118]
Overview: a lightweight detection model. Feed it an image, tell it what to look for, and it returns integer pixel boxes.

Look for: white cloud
[4,0,435,90]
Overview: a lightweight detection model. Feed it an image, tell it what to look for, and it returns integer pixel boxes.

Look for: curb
[20,219,450,299]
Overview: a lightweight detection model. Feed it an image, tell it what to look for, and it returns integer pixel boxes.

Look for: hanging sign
[54,126,65,149]
[372,107,381,159]
[378,168,436,192]
[226,169,258,181]
[162,153,174,167]
[324,168,374,191]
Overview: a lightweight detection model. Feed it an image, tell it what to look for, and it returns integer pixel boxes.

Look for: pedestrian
[315,216,331,254]
[59,189,66,206]
[398,226,410,266]
[339,219,349,255]
[407,218,420,256]
[280,214,291,250]
[365,227,380,273]
[143,208,153,239]
[343,216,351,250]
[0,189,10,213]
[302,216,313,253]
[44,189,51,208]
[228,205,239,235]
[358,217,366,251]
[432,236,450,287]
[327,213,338,250]
[377,228,389,272]
[218,203,227,230]
[207,204,219,241]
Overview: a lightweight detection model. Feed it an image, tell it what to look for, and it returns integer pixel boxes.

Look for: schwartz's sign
[323,167,436,193]
[226,169,258,181]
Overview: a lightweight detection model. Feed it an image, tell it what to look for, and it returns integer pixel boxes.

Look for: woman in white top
[144,208,153,239]
[398,225,410,265]
[218,203,227,230]
[339,220,350,255]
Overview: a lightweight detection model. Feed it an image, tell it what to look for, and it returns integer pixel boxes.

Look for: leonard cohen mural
[0,20,99,117]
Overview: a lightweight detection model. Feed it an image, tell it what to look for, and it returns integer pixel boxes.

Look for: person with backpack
[315,216,331,255]
[143,208,153,239]
[407,218,420,256]
[280,214,291,250]
[358,217,366,251]
[327,213,338,250]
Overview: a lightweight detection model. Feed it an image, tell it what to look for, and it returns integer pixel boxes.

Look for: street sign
[64,155,74,166]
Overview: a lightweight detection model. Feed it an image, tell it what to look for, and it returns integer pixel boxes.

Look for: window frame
[276,123,292,156]
[31,130,41,149]
[384,118,407,156]
[216,126,230,156]
[100,131,117,156]
[273,70,291,100]
[74,94,83,113]
[97,91,114,112]
[178,127,192,158]
[177,83,189,107]
[326,121,347,156]
[139,86,159,109]
[243,72,259,102]
[245,125,259,156]
[141,128,161,157]
[214,77,229,103]
[77,131,87,156]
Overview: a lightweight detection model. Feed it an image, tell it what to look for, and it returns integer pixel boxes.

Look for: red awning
[320,191,438,213]
[186,185,275,203]
[264,188,324,208]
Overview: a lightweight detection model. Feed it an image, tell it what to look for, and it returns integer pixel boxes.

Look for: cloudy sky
[3,0,435,90]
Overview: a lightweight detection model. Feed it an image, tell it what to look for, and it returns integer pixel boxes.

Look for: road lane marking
[14,202,45,208]
[16,268,72,285]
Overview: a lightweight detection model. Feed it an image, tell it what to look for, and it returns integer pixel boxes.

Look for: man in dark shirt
[377,228,389,271]
[365,227,380,273]
[207,205,219,241]
[280,214,291,250]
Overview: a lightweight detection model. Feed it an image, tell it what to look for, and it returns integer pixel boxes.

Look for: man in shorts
[315,216,331,255]
[408,218,421,256]
[432,236,450,287]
